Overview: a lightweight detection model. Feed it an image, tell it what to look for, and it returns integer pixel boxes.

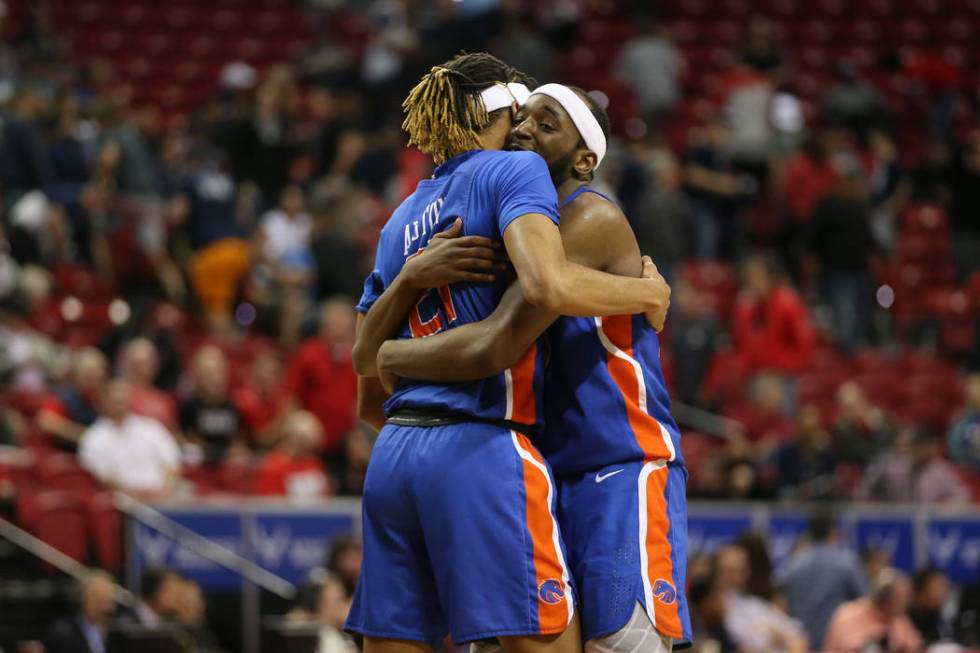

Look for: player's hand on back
[641,255,670,333]
[402,217,509,289]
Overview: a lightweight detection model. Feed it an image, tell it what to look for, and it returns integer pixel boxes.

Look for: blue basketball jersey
[357,149,559,427]
[537,189,685,477]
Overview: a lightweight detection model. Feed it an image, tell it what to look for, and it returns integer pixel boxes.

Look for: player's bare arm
[351,218,506,377]
[377,195,660,390]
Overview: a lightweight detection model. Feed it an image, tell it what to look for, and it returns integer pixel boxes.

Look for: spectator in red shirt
[282,299,357,460]
[36,347,107,451]
[232,349,286,450]
[734,253,815,376]
[255,410,331,500]
[119,337,177,431]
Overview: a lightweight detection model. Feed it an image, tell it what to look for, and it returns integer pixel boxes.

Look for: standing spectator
[735,532,778,603]
[950,131,980,279]
[311,197,365,302]
[614,21,683,126]
[173,577,222,653]
[808,154,877,351]
[732,253,814,407]
[282,300,357,463]
[820,62,889,141]
[36,347,107,451]
[632,144,690,283]
[254,410,331,500]
[738,16,785,74]
[119,337,177,431]
[44,570,117,653]
[180,346,245,465]
[684,117,754,259]
[492,12,552,90]
[912,433,971,504]
[666,279,720,406]
[258,185,313,271]
[823,569,924,653]
[775,404,837,500]
[170,151,250,334]
[833,381,894,465]
[79,380,181,496]
[726,373,795,456]
[315,573,357,653]
[232,349,286,450]
[909,568,955,645]
[715,544,809,653]
[948,373,980,469]
[777,511,868,649]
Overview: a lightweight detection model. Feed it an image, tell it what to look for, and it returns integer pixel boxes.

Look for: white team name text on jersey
[403,197,444,255]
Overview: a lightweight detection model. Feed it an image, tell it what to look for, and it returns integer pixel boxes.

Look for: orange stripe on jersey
[643,463,683,638]
[513,432,572,633]
[598,316,674,461]
[507,344,538,425]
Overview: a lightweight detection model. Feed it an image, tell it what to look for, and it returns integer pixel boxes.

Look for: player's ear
[574,149,598,179]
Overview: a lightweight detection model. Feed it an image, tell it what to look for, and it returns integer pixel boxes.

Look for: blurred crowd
[687,512,980,653]
[34,534,363,653]
[0,0,978,504]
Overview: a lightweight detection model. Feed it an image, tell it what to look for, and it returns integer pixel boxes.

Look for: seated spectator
[43,570,117,653]
[726,373,795,455]
[180,346,246,465]
[79,380,181,496]
[132,568,184,626]
[173,577,222,653]
[283,300,357,465]
[316,573,357,653]
[232,349,286,450]
[777,510,868,650]
[833,381,894,465]
[860,429,970,503]
[36,347,107,451]
[336,424,374,495]
[738,15,785,73]
[119,337,177,431]
[823,568,924,653]
[776,404,837,500]
[948,373,980,469]
[909,568,955,645]
[688,571,739,653]
[255,410,331,500]
[820,62,889,141]
[715,544,808,653]
[326,535,362,599]
[735,532,778,603]
[732,254,814,407]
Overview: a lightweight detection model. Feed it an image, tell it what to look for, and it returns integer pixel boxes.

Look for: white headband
[479,82,531,113]
[529,83,607,168]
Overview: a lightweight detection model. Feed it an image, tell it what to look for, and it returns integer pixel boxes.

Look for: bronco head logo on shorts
[653,578,677,605]
[538,579,565,605]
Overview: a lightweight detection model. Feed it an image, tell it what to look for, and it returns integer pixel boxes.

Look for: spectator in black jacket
[44,570,117,653]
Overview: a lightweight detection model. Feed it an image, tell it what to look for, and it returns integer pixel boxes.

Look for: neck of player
[557,178,588,205]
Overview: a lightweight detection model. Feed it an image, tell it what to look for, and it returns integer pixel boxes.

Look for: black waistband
[386,408,537,438]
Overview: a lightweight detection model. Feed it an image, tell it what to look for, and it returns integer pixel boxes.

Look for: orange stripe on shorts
[513,433,571,633]
[644,464,683,638]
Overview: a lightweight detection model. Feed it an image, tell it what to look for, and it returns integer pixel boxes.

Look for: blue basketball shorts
[558,460,692,646]
[345,422,575,646]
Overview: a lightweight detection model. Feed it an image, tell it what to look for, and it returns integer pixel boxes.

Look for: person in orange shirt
[254,410,331,500]
[823,568,924,653]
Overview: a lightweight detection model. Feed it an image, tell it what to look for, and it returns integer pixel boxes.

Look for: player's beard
[547,150,577,187]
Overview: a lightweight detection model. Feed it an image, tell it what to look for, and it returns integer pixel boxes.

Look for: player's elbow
[351,341,375,377]
[520,275,564,313]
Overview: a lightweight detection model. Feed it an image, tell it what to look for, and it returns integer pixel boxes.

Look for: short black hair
[140,568,179,600]
[808,507,836,542]
[912,567,944,593]
[567,86,610,182]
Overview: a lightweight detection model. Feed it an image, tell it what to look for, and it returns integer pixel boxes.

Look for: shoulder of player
[561,191,628,232]
[476,149,548,174]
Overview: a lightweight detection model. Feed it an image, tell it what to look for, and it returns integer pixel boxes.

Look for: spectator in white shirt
[79,380,181,496]
[716,544,809,653]
[260,185,312,266]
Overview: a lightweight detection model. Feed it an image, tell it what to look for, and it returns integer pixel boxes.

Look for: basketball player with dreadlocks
[368,85,692,653]
[345,53,670,653]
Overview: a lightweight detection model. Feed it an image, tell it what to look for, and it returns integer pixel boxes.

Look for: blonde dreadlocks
[402,53,536,165]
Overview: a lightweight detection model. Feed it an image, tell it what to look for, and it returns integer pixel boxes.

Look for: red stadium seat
[87,492,123,572]
[37,453,100,495]
[17,490,89,567]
